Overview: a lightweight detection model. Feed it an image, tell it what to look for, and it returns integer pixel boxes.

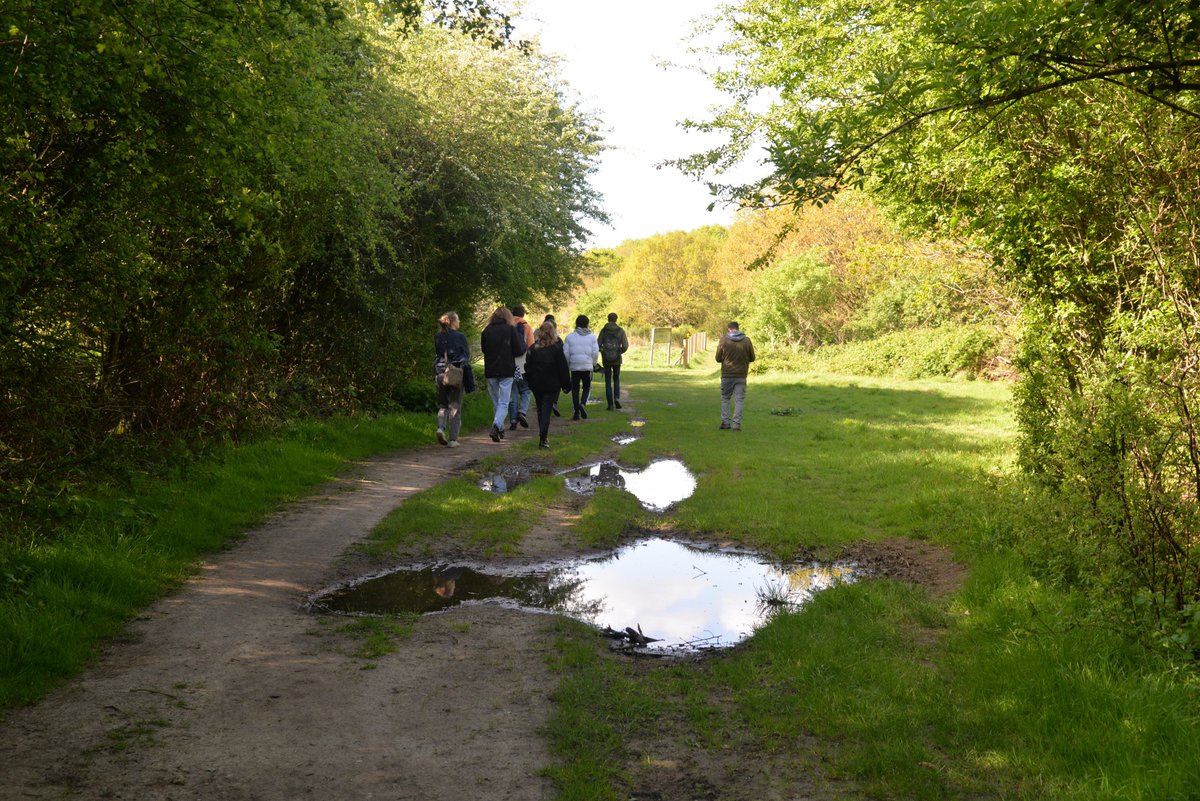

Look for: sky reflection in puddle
[564,459,696,511]
[315,538,857,653]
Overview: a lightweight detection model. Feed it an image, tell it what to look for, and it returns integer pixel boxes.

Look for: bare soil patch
[839,537,968,599]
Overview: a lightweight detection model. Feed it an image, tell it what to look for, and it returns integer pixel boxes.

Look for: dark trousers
[603,364,621,407]
[570,370,592,414]
[534,391,558,440]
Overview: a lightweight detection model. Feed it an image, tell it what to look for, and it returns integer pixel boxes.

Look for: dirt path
[0,424,563,801]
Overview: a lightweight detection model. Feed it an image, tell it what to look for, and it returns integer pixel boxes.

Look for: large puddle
[564,459,696,511]
[313,538,857,653]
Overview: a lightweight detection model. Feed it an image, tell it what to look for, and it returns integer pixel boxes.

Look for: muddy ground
[0,407,965,801]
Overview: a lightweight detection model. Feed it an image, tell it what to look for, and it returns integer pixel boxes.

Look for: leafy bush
[755,324,1005,380]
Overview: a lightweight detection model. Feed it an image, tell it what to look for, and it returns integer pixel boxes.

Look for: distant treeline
[573,194,1014,379]
[1,1,603,484]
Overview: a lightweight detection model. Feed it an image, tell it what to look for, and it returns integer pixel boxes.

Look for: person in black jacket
[433,311,475,447]
[523,321,571,449]
[597,312,630,410]
[480,306,528,442]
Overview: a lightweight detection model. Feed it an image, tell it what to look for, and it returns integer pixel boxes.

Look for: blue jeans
[507,376,531,421]
[487,377,513,429]
[603,364,621,407]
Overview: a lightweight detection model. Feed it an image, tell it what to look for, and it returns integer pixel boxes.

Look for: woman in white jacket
[562,314,600,420]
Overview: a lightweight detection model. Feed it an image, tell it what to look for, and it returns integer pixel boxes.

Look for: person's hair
[489,306,515,326]
[534,321,557,347]
[544,314,555,323]
[607,312,618,322]
[511,304,526,317]
[575,314,589,329]
[438,311,459,332]
[727,321,740,330]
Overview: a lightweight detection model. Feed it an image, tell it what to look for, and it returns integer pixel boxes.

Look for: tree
[694,0,1200,649]
[0,0,605,489]
[610,227,727,330]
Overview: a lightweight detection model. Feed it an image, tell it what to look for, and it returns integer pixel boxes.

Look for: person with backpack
[433,311,475,447]
[597,312,630,410]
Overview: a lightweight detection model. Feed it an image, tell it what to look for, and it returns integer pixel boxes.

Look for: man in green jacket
[715,321,755,431]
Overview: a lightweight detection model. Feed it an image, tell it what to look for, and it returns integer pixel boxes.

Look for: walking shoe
[572,412,581,421]
[539,439,550,449]
[509,420,518,431]
[436,428,447,445]
[732,424,741,432]
[614,400,622,409]
[580,407,588,419]
[551,404,561,417]
[719,422,731,430]
[606,404,613,411]
[448,440,460,448]
[518,413,529,428]
[490,425,501,442]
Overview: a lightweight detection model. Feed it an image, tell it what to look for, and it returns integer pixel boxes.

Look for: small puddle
[564,459,696,511]
[478,465,532,494]
[612,433,639,445]
[312,538,858,653]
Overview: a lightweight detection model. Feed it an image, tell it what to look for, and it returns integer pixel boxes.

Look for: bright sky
[514,1,749,249]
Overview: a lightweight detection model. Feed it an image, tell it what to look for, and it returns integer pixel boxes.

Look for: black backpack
[599,330,622,362]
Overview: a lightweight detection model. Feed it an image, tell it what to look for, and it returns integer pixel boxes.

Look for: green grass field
[2,363,1197,800]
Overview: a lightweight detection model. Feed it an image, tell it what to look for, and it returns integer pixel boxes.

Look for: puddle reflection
[565,459,696,511]
[315,538,857,653]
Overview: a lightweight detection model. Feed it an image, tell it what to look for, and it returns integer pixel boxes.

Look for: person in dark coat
[480,306,527,442]
[523,321,571,449]
[433,311,475,447]
[597,312,630,410]
[715,320,756,431]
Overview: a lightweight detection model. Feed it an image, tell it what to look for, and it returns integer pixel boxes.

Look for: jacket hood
[726,330,747,342]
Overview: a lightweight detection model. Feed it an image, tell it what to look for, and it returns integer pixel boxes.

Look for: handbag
[441,349,464,388]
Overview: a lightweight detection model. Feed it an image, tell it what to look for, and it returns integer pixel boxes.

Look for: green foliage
[0,0,604,522]
[757,325,1004,380]
[742,251,838,347]
[609,227,728,330]
[698,0,1200,643]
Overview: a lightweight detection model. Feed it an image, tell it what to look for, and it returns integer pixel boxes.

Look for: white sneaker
[436,428,447,445]
[448,440,460,448]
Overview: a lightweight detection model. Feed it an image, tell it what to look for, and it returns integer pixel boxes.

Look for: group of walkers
[434,307,630,450]
[433,309,754,447]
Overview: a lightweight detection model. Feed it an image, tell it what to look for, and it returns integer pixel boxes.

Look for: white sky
[513,1,750,249]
